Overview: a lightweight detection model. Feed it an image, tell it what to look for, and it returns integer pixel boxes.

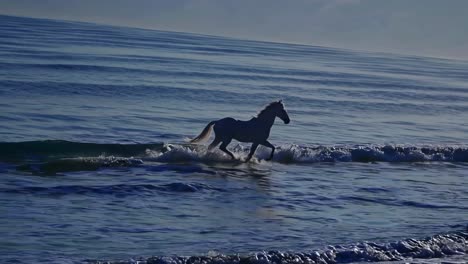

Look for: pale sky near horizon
[1,0,468,60]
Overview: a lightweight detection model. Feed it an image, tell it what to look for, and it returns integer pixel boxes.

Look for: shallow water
[0,15,467,263]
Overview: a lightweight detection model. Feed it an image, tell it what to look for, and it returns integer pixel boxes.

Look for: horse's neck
[257,112,276,128]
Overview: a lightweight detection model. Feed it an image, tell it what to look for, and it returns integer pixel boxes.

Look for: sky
[1,0,468,59]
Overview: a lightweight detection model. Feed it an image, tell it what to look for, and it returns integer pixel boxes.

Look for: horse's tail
[190,121,216,144]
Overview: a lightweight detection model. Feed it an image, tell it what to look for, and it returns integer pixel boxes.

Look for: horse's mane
[257,101,280,118]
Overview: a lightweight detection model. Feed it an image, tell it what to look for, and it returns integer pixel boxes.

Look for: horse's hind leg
[208,137,221,151]
[245,143,259,162]
[219,139,235,159]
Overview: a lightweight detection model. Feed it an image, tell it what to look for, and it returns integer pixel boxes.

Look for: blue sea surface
[0,15,467,264]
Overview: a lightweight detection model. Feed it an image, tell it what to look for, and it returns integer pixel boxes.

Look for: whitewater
[0,15,467,264]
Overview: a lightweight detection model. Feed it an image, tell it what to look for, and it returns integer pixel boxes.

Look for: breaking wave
[89,230,468,264]
[150,143,468,163]
[2,140,468,174]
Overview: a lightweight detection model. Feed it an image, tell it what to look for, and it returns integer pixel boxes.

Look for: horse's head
[257,100,291,124]
[274,100,290,124]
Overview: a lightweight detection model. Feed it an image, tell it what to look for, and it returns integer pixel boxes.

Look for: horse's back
[212,117,236,135]
[212,117,242,139]
[216,117,237,125]
[214,117,263,142]
[215,117,254,129]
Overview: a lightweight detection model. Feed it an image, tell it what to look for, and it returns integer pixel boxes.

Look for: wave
[2,140,468,174]
[4,80,468,116]
[2,182,224,197]
[143,143,468,163]
[0,140,163,162]
[90,230,468,264]
[4,62,467,97]
[15,156,144,175]
[227,144,468,163]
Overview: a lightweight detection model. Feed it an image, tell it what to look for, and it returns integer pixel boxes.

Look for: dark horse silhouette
[190,100,290,162]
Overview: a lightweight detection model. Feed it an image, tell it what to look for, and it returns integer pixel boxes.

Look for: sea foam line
[147,143,468,163]
[90,230,468,264]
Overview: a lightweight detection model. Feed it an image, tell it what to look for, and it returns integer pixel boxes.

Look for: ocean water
[0,14,467,264]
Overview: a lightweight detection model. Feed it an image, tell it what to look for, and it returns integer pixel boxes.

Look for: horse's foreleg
[219,140,235,159]
[261,140,275,161]
[245,143,259,162]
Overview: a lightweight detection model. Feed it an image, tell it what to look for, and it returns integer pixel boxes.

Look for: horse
[190,100,290,162]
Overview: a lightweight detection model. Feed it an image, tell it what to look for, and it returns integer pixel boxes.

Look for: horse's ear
[278,99,283,103]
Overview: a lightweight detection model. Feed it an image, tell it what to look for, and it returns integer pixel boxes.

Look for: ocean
[0,15,467,264]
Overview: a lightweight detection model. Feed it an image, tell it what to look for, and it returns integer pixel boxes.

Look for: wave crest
[91,230,468,264]
[149,143,468,163]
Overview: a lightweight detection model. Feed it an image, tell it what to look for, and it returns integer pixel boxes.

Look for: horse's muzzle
[284,119,290,124]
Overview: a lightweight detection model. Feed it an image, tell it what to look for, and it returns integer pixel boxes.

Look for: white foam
[142,143,468,164]
[145,144,250,163]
